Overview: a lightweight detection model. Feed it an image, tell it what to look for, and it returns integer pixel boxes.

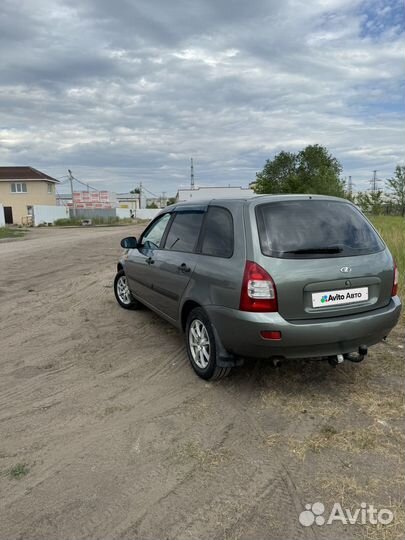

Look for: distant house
[116,192,141,210]
[176,186,255,202]
[0,167,59,224]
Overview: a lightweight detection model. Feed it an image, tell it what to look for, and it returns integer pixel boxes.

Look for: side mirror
[120,236,138,249]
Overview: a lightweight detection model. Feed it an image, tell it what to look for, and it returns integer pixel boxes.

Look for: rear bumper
[206,296,402,359]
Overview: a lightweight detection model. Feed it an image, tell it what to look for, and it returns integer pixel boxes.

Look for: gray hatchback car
[114,195,401,380]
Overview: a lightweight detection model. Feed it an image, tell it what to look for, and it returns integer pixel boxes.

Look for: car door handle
[146,257,154,265]
[179,263,191,273]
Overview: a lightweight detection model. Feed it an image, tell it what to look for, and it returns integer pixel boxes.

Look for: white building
[176,186,255,202]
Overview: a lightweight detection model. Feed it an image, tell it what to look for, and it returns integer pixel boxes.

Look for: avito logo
[320,291,363,304]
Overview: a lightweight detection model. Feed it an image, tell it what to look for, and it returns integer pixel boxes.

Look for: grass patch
[316,475,405,540]
[0,227,25,239]
[8,463,29,479]
[176,441,232,468]
[265,423,404,460]
[363,500,405,540]
[358,349,404,379]
[318,474,377,503]
[369,215,405,299]
[54,216,139,226]
[350,388,404,422]
[259,378,342,419]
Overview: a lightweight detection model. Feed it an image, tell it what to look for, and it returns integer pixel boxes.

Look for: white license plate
[312,287,369,308]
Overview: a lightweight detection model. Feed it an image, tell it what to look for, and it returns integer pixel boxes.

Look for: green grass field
[370,215,404,299]
[0,228,25,239]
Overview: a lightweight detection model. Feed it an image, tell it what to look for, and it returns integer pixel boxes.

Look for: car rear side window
[256,200,385,258]
[164,211,204,253]
[201,206,234,258]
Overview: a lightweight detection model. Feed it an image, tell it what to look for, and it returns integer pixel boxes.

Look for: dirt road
[0,227,404,540]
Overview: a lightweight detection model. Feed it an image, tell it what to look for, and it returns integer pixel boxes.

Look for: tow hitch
[345,345,368,363]
[328,345,368,366]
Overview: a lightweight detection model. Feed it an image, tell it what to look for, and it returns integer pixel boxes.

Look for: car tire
[185,307,231,380]
[114,270,140,310]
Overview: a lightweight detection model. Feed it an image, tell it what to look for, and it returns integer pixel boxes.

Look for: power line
[71,175,99,192]
[66,170,160,205]
[369,170,382,193]
[347,175,353,194]
[142,186,159,198]
[55,188,64,205]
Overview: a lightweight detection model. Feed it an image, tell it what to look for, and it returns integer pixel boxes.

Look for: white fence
[134,209,160,220]
[0,204,5,227]
[33,205,69,225]
[116,208,132,220]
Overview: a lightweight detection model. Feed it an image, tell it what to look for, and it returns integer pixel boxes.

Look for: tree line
[253,144,405,216]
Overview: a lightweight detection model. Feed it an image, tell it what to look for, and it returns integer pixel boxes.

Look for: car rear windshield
[255,200,385,258]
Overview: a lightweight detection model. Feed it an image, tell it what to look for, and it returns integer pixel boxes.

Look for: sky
[0,0,403,196]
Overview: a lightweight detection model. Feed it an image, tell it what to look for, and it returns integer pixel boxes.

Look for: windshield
[256,200,385,258]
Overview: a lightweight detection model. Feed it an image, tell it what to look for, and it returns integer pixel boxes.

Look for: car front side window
[141,213,171,249]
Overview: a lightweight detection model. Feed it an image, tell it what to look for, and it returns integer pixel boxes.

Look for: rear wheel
[114,270,140,310]
[185,307,231,380]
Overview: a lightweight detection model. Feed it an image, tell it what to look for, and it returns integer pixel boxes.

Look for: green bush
[53,216,134,226]
[54,218,82,226]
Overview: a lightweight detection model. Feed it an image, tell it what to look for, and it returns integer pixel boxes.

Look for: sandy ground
[0,226,404,540]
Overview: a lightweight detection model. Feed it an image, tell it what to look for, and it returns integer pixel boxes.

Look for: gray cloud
[0,0,403,195]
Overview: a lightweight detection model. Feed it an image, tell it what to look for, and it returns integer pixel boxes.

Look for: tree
[253,145,345,197]
[254,151,297,194]
[355,192,370,213]
[130,187,140,194]
[147,201,158,209]
[355,190,384,215]
[166,197,177,206]
[386,165,405,216]
[296,145,344,196]
[368,190,384,215]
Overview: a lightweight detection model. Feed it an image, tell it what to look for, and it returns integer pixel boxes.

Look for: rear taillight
[391,262,399,297]
[239,261,278,312]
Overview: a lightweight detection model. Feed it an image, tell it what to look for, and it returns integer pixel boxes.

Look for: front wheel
[114,270,140,310]
[185,307,231,380]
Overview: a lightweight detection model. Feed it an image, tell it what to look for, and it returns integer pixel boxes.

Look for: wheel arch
[181,300,201,332]
[117,262,124,272]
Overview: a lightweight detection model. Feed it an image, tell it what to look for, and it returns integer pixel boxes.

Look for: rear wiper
[284,246,343,254]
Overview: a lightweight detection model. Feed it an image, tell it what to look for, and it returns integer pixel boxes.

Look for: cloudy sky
[0,0,403,196]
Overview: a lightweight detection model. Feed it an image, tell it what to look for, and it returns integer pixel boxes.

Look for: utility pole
[372,170,377,192]
[370,170,381,193]
[162,191,166,207]
[190,157,195,190]
[139,181,143,209]
[348,175,353,195]
[68,169,76,217]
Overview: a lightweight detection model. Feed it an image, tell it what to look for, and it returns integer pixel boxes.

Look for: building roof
[176,185,255,201]
[0,166,59,183]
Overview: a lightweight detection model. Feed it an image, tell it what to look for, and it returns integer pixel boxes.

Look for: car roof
[164,194,349,211]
